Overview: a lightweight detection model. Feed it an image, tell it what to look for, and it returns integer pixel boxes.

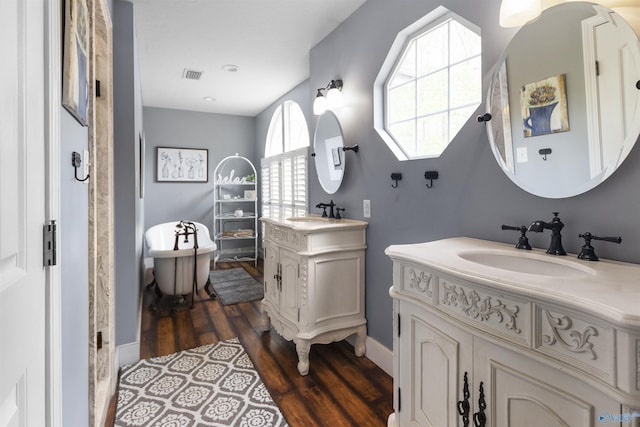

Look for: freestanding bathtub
[145,221,216,298]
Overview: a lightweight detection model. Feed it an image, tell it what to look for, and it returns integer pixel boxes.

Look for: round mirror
[487,2,640,198]
[314,111,346,194]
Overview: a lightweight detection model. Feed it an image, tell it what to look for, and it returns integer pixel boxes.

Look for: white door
[0,0,47,425]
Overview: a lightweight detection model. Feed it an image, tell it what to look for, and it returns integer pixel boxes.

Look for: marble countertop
[261,215,368,231]
[386,237,640,328]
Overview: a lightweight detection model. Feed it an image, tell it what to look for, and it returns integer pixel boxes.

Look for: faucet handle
[335,207,345,220]
[577,232,622,261]
[315,203,328,217]
[501,225,532,250]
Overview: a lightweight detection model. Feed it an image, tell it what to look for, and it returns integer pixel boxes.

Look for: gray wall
[257,0,640,350]
[114,0,145,347]
[142,107,256,234]
[60,108,89,427]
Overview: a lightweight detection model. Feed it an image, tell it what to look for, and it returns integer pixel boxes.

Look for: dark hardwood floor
[105,260,394,426]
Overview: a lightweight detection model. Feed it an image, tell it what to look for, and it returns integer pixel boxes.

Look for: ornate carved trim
[299,261,309,326]
[441,282,521,333]
[409,269,433,296]
[267,225,307,251]
[636,339,639,391]
[542,310,598,360]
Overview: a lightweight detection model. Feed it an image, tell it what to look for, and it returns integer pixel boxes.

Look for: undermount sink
[458,250,594,278]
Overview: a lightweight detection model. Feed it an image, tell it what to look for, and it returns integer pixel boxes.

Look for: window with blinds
[262,100,310,220]
[261,147,308,219]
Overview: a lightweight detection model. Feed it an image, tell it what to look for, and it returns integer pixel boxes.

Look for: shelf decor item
[156,147,208,182]
[213,155,258,267]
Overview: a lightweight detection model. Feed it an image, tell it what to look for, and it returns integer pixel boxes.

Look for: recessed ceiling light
[203,96,216,102]
[221,64,239,73]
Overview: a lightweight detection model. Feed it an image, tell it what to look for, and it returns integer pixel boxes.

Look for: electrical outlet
[363,200,371,218]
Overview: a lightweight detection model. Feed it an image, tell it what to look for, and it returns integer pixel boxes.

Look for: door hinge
[97,331,103,350]
[397,313,401,337]
[96,80,101,97]
[398,387,401,412]
[297,308,300,322]
[595,61,600,76]
[43,220,57,267]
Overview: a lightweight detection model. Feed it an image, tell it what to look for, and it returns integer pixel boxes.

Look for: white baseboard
[345,334,393,376]
[144,257,153,269]
[364,336,393,376]
[115,341,140,368]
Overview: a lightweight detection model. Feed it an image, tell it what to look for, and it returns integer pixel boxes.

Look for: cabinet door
[397,301,473,427]
[263,240,279,308]
[279,248,299,324]
[474,338,619,427]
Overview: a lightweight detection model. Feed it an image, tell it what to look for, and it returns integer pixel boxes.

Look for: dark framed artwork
[62,0,90,126]
[156,147,208,182]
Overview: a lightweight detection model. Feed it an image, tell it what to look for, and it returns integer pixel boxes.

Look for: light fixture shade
[499,0,542,27]
[313,93,328,115]
[326,87,343,110]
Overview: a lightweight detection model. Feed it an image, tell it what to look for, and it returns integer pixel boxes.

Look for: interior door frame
[45,0,63,426]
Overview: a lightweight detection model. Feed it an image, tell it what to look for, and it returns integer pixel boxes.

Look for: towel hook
[425,171,439,188]
[72,151,90,182]
[391,172,402,188]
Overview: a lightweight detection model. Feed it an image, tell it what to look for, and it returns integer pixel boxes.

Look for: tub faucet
[174,221,199,250]
[528,212,566,255]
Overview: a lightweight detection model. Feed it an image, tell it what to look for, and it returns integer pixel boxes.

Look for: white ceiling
[131,0,367,117]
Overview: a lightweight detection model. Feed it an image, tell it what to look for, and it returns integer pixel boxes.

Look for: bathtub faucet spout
[174,220,199,250]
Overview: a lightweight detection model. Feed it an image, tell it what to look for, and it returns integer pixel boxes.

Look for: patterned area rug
[209,268,264,306]
[115,338,288,426]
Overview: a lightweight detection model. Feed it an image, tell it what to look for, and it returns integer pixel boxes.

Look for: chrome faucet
[528,212,566,255]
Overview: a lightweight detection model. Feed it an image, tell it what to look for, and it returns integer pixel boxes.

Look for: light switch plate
[363,200,371,218]
[517,147,528,163]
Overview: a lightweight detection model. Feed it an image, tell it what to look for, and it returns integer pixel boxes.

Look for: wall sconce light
[313,79,343,115]
[499,0,542,27]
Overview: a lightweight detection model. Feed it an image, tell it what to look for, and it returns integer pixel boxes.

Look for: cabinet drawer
[437,274,530,346]
[534,304,615,385]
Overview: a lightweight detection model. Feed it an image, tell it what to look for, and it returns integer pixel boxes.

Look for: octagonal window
[374,8,481,160]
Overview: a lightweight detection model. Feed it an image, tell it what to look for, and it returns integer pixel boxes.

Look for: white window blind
[261,147,308,219]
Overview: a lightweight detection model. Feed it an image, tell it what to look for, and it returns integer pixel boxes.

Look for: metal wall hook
[539,148,552,160]
[425,170,438,188]
[391,172,402,188]
[72,151,90,182]
[342,144,359,153]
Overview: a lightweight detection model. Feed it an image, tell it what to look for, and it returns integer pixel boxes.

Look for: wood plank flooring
[105,260,393,426]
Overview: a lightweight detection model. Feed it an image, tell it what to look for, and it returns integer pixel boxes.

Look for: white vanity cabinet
[261,216,368,375]
[387,237,640,427]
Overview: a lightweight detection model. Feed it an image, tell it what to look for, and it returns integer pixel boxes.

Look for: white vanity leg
[261,310,271,332]
[354,325,367,357]
[294,339,311,376]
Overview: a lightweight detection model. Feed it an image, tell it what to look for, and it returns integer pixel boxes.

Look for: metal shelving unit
[213,154,258,267]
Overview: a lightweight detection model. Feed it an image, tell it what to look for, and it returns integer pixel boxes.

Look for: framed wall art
[521,74,569,138]
[156,147,208,182]
[62,0,90,126]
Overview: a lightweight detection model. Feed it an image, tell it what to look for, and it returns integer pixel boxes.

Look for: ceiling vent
[182,68,203,80]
